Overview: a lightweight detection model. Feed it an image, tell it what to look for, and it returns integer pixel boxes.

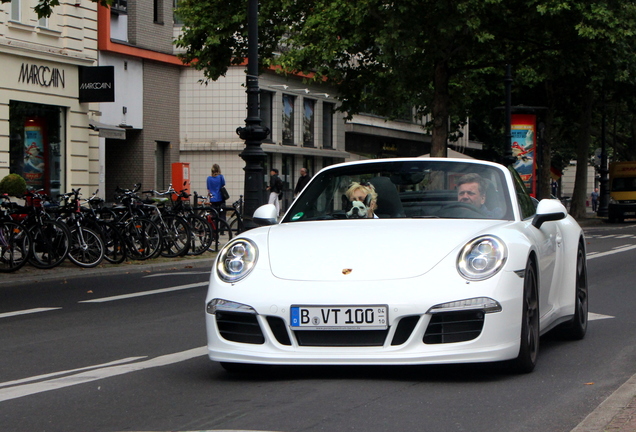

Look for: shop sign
[78,66,115,103]
[18,63,65,88]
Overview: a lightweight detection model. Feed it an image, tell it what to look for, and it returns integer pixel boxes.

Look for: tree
[176,0,520,157]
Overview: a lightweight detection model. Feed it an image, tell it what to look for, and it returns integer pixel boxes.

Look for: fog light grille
[423,311,484,344]
[216,311,264,344]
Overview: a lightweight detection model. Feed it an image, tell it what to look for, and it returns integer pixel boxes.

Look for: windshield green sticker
[291,212,304,221]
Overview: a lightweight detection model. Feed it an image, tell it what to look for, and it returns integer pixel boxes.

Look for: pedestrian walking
[591,187,599,212]
[207,164,226,221]
[267,168,283,216]
[294,167,311,198]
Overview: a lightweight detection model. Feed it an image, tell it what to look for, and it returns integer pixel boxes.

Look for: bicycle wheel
[187,215,213,256]
[67,226,105,268]
[98,221,127,264]
[209,218,233,252]
[0,221,31,272]
[124,217,162,260]
[228,216,244,236]
[28,219,71,269]
[159,215,191,258]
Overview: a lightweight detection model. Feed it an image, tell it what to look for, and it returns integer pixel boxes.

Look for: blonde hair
[345,182,378,204]
[211,164,221,176]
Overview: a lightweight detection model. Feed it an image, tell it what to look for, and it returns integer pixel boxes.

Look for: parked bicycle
[0,194,32,273]
[56,188,105,268]
[13,190,71,269]
[192,191,233,252]
[225,195,245,236]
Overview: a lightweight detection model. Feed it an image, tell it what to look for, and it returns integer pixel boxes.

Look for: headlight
[457,235,507,281]
[216,238,258,282]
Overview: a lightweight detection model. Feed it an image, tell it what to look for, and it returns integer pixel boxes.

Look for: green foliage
[0,173,27,197]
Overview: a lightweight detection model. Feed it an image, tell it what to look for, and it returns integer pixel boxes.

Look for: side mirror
[253,204,278,226]
[532,199,567,229]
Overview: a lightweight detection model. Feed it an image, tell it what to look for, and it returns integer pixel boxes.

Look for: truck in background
[608,161,636,222]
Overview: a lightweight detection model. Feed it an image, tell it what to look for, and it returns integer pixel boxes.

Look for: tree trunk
[430,60,449,157]
[569,86,594,219]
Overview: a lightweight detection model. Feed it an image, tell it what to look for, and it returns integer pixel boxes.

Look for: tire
[510,259,540,373]
[28,219,71,269]
[556,241,588,340]
[67,227,105,268]
[0,221,31,273]
[209,218,233,252]
[187,215,213,256]
[124,218,162,260]
[158,215,191,258]
[228,216,243,236]
[97,221,127,264]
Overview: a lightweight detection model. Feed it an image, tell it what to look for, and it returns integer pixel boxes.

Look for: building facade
[95,1,183,200]
[179,67,350,211]
[0,0,99,197]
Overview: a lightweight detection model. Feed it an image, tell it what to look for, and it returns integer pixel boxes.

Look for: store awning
[88,120,126,140]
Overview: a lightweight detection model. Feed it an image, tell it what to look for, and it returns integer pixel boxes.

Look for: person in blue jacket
[207,163,226,220]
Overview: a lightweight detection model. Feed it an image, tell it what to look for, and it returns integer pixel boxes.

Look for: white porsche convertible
[205,158,588,373]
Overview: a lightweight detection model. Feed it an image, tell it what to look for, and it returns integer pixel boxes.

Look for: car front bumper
[205,269,524,366]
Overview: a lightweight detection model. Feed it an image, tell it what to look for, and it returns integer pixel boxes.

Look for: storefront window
[9,101,65,198]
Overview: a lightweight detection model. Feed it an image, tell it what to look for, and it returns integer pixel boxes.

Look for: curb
[571,373,636,432]
[0,255,216,288]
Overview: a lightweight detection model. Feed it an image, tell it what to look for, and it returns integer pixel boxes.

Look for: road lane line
[78,282,208,303]
[0,347,207,402]
[0,308,62,319]
[588,312,614,321]
[587,244,636,260]
[0,357,146,389]
[143,272,211,278]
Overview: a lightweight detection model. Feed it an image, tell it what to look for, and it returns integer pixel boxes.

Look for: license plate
[290,305,388,330]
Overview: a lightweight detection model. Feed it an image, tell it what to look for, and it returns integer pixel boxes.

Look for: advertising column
[511,114,537,196]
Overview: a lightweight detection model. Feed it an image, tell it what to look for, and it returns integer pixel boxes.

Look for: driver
[345,182,378,218]
[455,173,499,218]
[457,173,487,208]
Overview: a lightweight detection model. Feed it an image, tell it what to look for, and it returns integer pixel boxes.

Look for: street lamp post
[236,0,270,228]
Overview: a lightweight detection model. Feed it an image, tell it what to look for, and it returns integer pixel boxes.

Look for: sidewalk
[2,215,635,431]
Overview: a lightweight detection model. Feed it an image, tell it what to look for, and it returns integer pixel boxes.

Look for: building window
[10,0,20,21]
[111,0,127,14]
[172,0,182,24]
[156,141,169,190]
[322,102,335,149]
[38,15,48,28]
[9,101,66,198]
[303,99,315,147]
[154,0,163,23]
[260,91,273,142]
[282,94,295,145]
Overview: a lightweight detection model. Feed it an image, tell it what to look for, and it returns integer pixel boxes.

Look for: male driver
[456,173,488,210]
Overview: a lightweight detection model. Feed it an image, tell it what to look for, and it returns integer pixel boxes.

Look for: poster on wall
[511,113,536,196]
[23,118,48,190]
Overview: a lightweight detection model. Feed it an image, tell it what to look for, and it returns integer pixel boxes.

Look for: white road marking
[0,347,207,402]
[586,244,636,260]
[79,282,208,303]
[588,312,614,321]
[0,308,61,319]
[143,272,211,278]
[615,234,634,238]
[0,357,146,389]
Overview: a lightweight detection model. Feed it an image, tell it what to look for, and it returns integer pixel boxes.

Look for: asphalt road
[0,222,635,432]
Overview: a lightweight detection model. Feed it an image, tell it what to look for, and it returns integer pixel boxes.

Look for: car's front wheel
[556,241,588,340]
[511,258,539,373]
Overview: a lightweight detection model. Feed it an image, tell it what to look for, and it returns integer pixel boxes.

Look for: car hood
[266,219,507,281]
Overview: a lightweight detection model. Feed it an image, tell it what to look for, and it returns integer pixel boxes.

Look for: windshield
[612,177,636,192]
[282,160,513,223]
